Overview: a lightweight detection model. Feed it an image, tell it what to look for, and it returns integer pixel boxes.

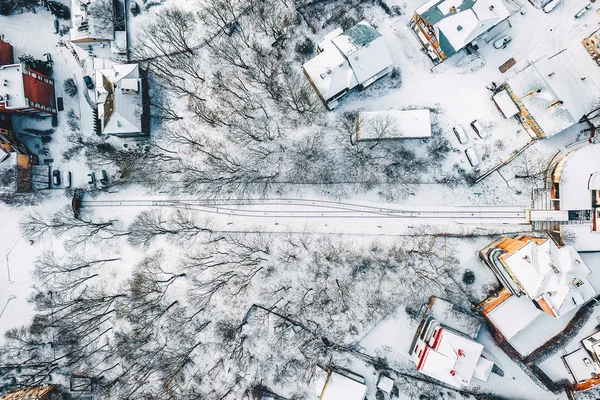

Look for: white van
[543,0,562,13]
[465,148,480,167]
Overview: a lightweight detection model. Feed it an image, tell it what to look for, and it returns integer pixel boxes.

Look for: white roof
[473,356,494,382]
[493,90,519,118]
[507,52,600,137]
[111,31,127,54]
[70,0,115,42]
[419,328,485,388]
[0,64,26,109]
[486,294,542,339]
[303,21,392,103]
[434,0,510,54]
[503,239,596,317]
[563,347,600,383]
[357,110,432,140]
[303,48,357,102]
[319,371,367,400]
[95,64,142,135]
[589,172,600,190]
[559,145,600,210]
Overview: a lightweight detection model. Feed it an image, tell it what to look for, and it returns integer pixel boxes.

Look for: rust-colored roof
[479,288,512,315]
[535,296,555,317]
[0,40,14,66]
[22,70,54,109]
[0,385,63,400]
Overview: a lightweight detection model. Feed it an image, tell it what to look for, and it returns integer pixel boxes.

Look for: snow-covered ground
[1,0,600,398]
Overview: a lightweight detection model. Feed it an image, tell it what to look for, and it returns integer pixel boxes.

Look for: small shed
[356,110,432,141]
[492,90,519,118]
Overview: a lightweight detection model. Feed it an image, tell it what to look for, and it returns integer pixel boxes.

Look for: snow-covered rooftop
[318,371,367,400]
[486,294,541,340]
[70,0,115,43]
[0,64,26,110]
[356,110,432,140]
[95,63,143,136]
[416,323,490,388]
[416,0,510,57]
[506,52,600,137]
[502,239,595,318]
[302,21,392,106]
[492,90,519,118]
[560,145,600,210]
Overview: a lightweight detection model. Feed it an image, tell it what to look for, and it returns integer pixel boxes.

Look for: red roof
[22,71,55,109]
[0,40,14,66]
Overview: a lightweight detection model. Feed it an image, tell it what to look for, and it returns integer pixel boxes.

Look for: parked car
[453,125,468,144]
[65,171,72,188]
[99,170,109,186]
[52,170,61,186]
[465,148,480,167]
[470,120,487,138]
[130,1,140,15]
[493,35,512,49]
[543,0,562,13]
[83,75,94,90]
[88,172,96,185]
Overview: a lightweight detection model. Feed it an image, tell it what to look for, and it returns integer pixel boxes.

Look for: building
[410,0,510,64]
[494,51,600,138]
[583,29,600,66]
[538,144,600,251]
[70,0,127,55]
[302,21,393,110]
[355,110,432,141]
[410,316,493,388]
[0,385,65,400]
[480,235,595,319]
[0,39,14,66]
[313,368,367,400]
[95,63,148,137]
[0,123,38,193]
[0,39,56,117]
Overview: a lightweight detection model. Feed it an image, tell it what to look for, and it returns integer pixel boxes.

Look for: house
[70,0,127,55]
[0,40,56,117]
[0,122,39,193]
[535,144,600,251]
[410,0,510,64]
[582,29,600,66]
[313,368,367,400]
[479,235,596,319]
[495,51,600,138]
[410,315,493,389]
[0,385,65,399]
[95,63,148,137]
[355,110,432,141]
[561,331,600,392]
[302,21,393,110]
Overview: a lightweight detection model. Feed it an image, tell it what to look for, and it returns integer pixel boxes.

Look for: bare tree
[127,209,214,248]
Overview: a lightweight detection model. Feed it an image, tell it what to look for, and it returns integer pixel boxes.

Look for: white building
[313,369,367,400]
[500,51,600,138]
[302,21,393,110]
[410,0,511,64]
[355,110,432,141]
[70,0,127,56]
[95,63,147,137]
[410,316,493,388]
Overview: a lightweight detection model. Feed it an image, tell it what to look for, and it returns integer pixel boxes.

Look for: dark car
[83,75,94,90]
[100,170,109,186]
[52,170,61,186]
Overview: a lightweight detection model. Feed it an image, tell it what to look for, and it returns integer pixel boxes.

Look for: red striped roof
[0,40,14,66]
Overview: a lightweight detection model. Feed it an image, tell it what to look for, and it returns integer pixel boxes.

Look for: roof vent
[457,25,463,31]
[489,5,495,10]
